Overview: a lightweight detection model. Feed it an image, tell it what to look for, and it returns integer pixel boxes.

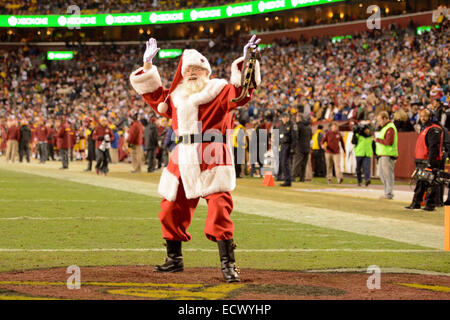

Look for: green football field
[0,165,448,274]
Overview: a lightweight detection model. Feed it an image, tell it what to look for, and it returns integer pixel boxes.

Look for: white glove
[143,38,160,64]
[243,35,261,58]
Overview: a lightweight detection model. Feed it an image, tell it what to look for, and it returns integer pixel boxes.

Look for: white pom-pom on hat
[158,101,168,114]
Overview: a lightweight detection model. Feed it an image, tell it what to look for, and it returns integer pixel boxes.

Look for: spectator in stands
[393,107,415,132]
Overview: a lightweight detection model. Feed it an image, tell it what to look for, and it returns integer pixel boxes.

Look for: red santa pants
[158,179,234,242]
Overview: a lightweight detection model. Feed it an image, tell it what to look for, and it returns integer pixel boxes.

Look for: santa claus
[129,36,261,282]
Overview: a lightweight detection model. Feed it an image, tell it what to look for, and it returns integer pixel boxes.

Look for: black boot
[154,240,184,273]
[217,239,240,283]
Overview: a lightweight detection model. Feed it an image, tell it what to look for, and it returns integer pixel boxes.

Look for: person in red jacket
[405,109,443,211]
[46,121,56,161]
[34,117,49,163]
[0,119,7,156]
[5,120,20,163]
[92,116,115,175]
[126,112,144,173]
[56,118,72,169]
[321,121,346,184]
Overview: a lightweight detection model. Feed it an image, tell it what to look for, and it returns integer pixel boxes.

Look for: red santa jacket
[35,125,49,142]
[92,125,115,149]
[127,120,144,146]
[56,122,72,149]
[129,56,261,201]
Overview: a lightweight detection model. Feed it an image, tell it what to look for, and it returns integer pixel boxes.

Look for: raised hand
[243,35,261,58]
[143,38,160,64]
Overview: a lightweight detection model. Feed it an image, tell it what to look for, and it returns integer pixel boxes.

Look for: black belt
[175,134,228,145]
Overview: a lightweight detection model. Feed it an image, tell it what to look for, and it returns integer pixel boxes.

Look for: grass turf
[0,169,448,273]
[108,170,444,226]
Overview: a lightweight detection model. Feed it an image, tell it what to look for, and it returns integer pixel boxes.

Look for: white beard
[179,76,208,96]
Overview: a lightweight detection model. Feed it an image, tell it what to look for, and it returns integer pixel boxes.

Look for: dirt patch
[0,266,448,300]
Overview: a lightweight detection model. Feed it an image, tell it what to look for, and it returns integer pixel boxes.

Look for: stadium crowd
[0,18,448,178]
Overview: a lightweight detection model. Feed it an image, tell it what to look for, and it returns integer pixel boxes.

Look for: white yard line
[0,248,441,253]
[0,216,161,221]
[0,161,445,249]
[0,199,152,202]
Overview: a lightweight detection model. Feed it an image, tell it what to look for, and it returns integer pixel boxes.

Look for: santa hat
[157,49,211,114]
[181,49,211,77]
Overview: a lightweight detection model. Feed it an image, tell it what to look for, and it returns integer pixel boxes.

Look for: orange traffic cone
[262,171,275,187]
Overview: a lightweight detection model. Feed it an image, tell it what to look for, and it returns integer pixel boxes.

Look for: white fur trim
[170,78,229,199]
[190,78,228,107]
[171,78,228,135]
[230,56,261,88]
[182,49,211,77]
[129,66,162,95]
[199,165,236,197]
[178,143,202,199]
[158,167,179,201]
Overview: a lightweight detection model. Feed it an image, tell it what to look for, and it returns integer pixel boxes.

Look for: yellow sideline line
[0,280,202,288]
[0,295,59,300]
[396,283,450,293]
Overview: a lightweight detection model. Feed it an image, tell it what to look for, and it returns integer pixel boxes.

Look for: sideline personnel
[374,111,398,200]
[405,109,443,211]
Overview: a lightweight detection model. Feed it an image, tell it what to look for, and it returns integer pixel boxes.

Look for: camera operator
[351,122,374,187]
[92,116,115,175]
[405,109,444,211]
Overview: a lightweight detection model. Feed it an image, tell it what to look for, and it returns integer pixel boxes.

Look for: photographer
[351,122,374,187]
[92,116,115,175]
[405,109,443,211]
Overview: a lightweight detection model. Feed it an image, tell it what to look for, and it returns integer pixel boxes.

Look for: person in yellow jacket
[311,124,326,177]
[351,123,374,187]
[374,111,398,200]
[232,119,247,178]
